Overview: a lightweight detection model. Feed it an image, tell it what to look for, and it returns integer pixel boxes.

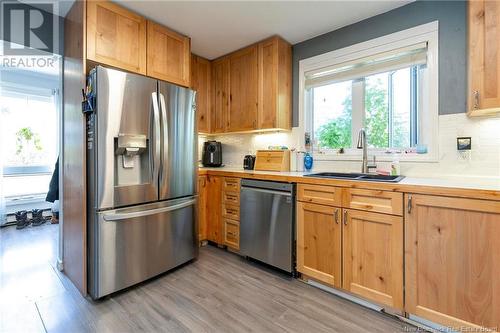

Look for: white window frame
[298,21,439,162]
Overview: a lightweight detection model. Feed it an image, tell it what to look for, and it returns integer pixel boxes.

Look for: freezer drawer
[88,197,198,299]
[240,180,295,273]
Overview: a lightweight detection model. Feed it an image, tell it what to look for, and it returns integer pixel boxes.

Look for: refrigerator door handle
[152,92,161,185]
[159,92,168,183]
[102,198,196,221]
[159,92,168,152]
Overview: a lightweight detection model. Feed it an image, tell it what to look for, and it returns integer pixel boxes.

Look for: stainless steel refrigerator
[86,66,198,299]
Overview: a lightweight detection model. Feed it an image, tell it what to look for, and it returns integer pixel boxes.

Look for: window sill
[313,150,438,163]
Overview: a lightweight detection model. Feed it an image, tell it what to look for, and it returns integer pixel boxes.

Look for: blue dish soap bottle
[304,152,313,171]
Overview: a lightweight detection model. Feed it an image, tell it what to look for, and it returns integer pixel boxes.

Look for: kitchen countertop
[199,167,500,201]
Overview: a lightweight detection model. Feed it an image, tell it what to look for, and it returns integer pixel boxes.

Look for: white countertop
[200,167,500,192]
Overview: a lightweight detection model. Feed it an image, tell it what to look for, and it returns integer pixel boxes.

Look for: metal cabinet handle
[473,90,480,109]
[343,210,348,225]
[408,194,413,214]
[334,209,339,224]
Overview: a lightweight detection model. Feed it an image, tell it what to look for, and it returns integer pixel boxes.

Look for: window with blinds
[304,36,435,152]
[0,84,58,175]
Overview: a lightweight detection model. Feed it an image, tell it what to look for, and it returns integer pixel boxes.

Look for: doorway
[0,41,64,303]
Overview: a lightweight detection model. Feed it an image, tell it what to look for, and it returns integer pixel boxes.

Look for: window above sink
[298,22,439,162]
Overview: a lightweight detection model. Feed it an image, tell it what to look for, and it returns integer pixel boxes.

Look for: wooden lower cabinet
[205,175,222,244]
[405,194,500,331]
[343,209,403,310]
[297,202,342,288]
[198,175,208,242]
[200,175,240,248]
[223,218,240,250]
[222,177,240,250]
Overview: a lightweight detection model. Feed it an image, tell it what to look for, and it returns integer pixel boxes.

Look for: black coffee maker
[202,141,222,167]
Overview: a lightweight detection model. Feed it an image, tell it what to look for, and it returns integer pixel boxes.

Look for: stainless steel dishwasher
[240,179,295,273]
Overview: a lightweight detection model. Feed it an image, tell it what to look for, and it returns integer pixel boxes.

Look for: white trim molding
[298,21,439,162]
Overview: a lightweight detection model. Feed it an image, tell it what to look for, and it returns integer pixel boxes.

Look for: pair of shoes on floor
[15,209,46,229]
[31,209,45,226]
[15,211,29,229]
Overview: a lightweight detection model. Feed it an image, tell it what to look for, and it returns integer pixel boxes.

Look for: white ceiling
[25,0,413,60]
[115,1,413,60]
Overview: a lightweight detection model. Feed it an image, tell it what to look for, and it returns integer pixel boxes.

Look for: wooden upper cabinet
[207,36,291,134]
[228,45,259,131]
[405,194,500,330]
[87,1,147,74]
[258,37,292,130]
[297,202,342,288]
[211,57,229,133]
[343,209,403,310]
[147,21,191,87]
[191,55,211,133]
[468,0,500,116]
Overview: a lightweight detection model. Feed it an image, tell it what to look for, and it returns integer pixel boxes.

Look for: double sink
[304,172,404,183]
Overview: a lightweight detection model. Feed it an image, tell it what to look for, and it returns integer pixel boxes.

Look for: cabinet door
[468,0,500,114]
[211,58,229,133]
[258,39,278,129]
[297,202,341,288]
[406,194,500,330]
[147,21,190,87]
[197,175,208,242]
[87,1,146,74]
[258,37,292,130]
[191,55,211,133]
[206,175,222,244]
[228,46,258,131]
[343,209,403,310]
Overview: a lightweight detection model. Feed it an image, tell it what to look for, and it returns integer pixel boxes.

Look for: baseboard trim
[304,278,439,332]
[56,258,64,271]
[306,279,384,312]
[405,314,457,333]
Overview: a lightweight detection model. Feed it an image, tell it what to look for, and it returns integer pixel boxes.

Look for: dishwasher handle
[241,186,292,197]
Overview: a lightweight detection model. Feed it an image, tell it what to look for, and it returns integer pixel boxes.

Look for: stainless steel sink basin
[304,172,404,183]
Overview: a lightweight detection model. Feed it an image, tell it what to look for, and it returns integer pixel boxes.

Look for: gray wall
[292,0,467,126]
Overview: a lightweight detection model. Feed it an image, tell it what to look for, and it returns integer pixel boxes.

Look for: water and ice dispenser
[114,134,151,186]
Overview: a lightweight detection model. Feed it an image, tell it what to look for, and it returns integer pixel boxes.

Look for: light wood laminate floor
[0,224,415,332]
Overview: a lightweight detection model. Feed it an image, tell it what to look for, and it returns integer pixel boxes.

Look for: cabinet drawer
[223,177,240,192]
[222,203,239,220]
[223,191,239,205]
[297,184,342,207]
[343,188,403,216]
[224,218,239,250]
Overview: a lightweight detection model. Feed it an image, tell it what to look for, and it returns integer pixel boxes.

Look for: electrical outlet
[457,137,471,151]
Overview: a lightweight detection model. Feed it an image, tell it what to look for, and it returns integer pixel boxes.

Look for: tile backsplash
[199,113,500,179]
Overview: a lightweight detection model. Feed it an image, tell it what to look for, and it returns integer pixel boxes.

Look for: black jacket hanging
[46,157,59,203]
